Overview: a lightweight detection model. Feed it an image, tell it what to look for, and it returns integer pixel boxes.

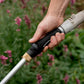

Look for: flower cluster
[6,10,10,13]
[0,55,8,65]
[36,61,40,66]
[63,74,69,84]
[5,50,12,57]
[0,0,4,3]
[15,17,22,26]
[71,0,76,5]
[75,78,80,84]
[24,15,31,28]
[5,50,13,63]
[47,54,54,66]
[48,54,54,61]
[36,74,42,84]
[0,50,12,65]
[75,33,79,37]
[21,0,26,8]
[6,9,11,16]
[14,15,31,30]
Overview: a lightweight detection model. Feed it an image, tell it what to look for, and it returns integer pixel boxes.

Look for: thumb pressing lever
[26,10,84,58]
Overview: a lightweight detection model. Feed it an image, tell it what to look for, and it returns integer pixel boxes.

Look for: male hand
[29,14,65,52]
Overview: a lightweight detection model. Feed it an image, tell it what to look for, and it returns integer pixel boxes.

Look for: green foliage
[0,0,84,84]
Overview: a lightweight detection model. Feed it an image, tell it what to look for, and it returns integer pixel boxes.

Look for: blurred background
[0,0,84,84]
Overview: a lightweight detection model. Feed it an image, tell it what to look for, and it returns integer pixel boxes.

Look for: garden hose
[0,10,84,84]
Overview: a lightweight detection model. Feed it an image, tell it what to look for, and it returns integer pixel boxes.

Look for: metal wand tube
[0,58,26,84]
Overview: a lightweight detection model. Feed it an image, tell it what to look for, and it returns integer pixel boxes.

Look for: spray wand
[0,10,84,84]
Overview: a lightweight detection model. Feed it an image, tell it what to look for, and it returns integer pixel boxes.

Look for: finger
[48,36,57,49]
[29,27,43,43]
[43,46,48,52]
[55,33,62,43]
[61,33,65,41]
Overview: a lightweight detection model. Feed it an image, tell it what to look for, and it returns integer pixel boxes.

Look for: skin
[29,0,70,52]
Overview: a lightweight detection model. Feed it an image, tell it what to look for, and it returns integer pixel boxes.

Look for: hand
[29,14,65,52]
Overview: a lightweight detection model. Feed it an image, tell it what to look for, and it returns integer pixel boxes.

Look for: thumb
[29,27,43,43]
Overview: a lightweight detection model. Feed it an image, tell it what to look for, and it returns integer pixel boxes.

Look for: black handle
[27,28,63,57]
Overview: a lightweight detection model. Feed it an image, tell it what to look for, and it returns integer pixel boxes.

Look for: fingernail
[29,38,34,42]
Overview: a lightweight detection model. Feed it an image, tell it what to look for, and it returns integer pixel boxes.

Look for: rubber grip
[35,28,62,48]
[27,28,62,57]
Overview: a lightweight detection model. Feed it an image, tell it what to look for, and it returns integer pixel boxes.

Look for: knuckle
[38,23,47,32]
[38,24,45,30]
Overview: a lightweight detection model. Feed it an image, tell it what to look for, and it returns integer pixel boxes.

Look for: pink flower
[9,58,12,63]
[4,50,12,57]
[15,17,22,26]
[75,33,79,37]
[36,74,42,84]
[21,0,26,8]
[48,62,52,66]
[6,10,10,13]
[63,45,68,52]
[71,0,76,5]
[47,54,54,61]
[75,78,80,84]
[24,15,31,28]
[41,5,47,15]
[63,74,69,84]
[36,61,40,66]
[0,55,8,65]
[21,0,25,5]
[16,29,20,31]
[42,5,46,14]
[0,0,4,3]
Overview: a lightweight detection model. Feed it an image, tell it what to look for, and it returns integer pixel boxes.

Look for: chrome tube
[0,58,26,84]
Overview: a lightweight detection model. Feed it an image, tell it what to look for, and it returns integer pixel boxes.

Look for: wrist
[47,10,64,18]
